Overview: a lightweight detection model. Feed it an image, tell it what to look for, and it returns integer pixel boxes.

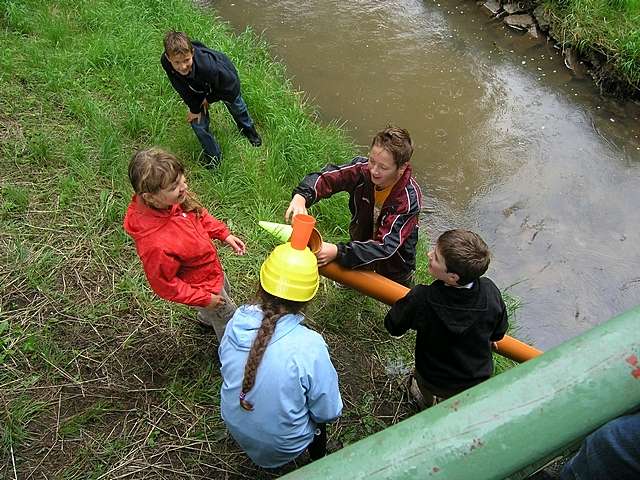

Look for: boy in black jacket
[161,31,261,168]
[384,229,508,409]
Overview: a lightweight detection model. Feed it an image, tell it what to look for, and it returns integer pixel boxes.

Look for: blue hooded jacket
[219,305,343,468]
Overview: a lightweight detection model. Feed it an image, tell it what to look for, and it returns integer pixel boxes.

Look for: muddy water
[214,0,640,349]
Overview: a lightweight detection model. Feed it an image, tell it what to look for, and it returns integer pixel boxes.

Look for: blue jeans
[560,412,640,480]
[190,94,254,161]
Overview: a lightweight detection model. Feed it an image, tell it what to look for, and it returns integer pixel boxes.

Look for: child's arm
[336,209,419,269]
[303,343,343,424]
[284,194,308,222]
[490,295,509,342]
[199,210,245,254]
[384,287,423,337]
[200,209,231,241]
[288,157,367,221]
[223,234,246,255]
[206,292,226,309]
[142,247,214,307]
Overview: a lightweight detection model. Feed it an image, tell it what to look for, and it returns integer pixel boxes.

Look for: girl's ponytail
[239,287,305,411]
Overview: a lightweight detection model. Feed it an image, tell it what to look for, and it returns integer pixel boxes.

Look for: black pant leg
[307,423,327,460]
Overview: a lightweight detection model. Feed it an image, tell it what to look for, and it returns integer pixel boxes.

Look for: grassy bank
[1,0,517,477]
[541,0,640,93]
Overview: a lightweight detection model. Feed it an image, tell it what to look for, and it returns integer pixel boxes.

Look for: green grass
[0,0,522,477]
[543,0,640,90]
[1,395,48,456]
[58,401,113,439]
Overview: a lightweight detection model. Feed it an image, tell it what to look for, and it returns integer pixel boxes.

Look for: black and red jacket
[293,156,423,283]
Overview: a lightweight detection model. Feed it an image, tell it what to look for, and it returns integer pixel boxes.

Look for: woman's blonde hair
[128,147,202,213]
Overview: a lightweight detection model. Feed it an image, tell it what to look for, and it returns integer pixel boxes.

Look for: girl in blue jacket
[219,239,343,468]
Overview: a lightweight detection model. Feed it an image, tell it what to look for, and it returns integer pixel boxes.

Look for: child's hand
[285,194,308,222]
[207,293,226,309]
[186,111,201,123]
[316,242,338,267]
[491,341,499,352]
[224,234,246,255]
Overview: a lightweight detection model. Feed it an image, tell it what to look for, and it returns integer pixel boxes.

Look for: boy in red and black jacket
[285,126,422,286]
[385,229,508,409]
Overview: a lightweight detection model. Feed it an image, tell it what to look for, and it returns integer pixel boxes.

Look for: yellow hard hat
[260,242,319,302]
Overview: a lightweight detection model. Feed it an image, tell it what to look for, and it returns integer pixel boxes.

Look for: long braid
[239,287,305,411]
[239,303,280,411]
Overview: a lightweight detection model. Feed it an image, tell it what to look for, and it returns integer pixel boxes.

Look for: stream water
[213,0,640,349]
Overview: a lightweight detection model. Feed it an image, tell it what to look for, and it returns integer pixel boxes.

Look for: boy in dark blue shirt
[161,31,261,168]
[385,229,508,409]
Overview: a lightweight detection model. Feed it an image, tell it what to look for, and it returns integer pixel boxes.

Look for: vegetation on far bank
[541,0,640,94]
[1,0,517,478]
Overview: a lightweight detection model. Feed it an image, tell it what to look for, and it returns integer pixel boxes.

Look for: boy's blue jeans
[190,94,254,162]
[560,412,640,480]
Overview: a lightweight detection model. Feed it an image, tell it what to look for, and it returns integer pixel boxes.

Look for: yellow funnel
[260,243,319,301]
[259,216,319,302]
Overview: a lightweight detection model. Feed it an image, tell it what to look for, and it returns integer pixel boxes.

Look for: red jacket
[123,196,230,307]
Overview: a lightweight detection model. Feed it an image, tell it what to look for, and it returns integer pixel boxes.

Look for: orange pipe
[319,261,543,363]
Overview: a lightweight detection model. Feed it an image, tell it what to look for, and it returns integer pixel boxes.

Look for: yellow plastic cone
[260,216,319,302]
[258,221,293,243]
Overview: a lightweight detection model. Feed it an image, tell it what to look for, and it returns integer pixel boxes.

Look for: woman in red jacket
[123,147,245,340]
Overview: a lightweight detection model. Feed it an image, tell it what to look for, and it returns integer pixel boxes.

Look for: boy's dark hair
[437,229,490,285]
[371,126,413,167]
[163,31,193,57]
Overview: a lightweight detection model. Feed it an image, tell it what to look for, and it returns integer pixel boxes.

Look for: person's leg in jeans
[224,94,262,146]
[197,277,237,341]
[190,110,223,166]
[560,412,640,480]
[307,423,327,461]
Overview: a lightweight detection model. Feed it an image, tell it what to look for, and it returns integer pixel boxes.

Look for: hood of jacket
[123,195,182,241]
[225,304,304,351]
[426,280,488,335]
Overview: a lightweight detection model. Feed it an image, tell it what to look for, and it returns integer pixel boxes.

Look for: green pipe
[282,306,640,480]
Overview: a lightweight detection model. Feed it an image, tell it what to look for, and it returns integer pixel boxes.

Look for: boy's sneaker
[529,470,559,480]
[200,153,221,169]
[202,153,222,170]
[241,126,262,147]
